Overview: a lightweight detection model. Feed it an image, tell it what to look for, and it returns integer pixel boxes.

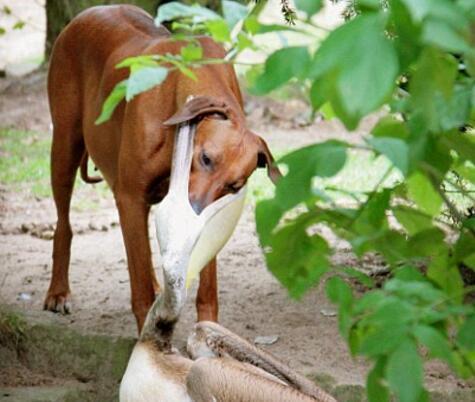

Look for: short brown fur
[45,4,280,331]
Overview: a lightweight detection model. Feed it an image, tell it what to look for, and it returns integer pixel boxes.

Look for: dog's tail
[80,151,103,184]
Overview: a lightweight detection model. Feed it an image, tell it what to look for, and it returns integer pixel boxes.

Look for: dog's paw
[43,292,72,314]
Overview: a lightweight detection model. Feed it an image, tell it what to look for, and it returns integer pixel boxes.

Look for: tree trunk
[45,0,165,55]
[45,0,242,55]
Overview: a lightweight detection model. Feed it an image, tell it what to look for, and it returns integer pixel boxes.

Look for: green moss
[0,308,27,353]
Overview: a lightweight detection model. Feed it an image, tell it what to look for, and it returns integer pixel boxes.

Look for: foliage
[0,4,27,36]
[97,0,475,400]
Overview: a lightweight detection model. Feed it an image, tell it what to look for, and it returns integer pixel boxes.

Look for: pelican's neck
[139,268,187,351]
[169,123,195,197]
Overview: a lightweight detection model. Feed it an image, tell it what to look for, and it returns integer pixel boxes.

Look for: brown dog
[45,4,280,331]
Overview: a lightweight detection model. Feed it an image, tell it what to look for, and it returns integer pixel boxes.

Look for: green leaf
[408,228,446,258]
[341,267,374,288]
[319,102,336,120]
[355,0,381,10]
[369,137,410,176]
[371,116,410,139]
[406,171,443,216]
[427,253,464,303]
[454,231,475,265]
[236,32,253,51]
[326,276,353,306]
[384,279,445,304]
[125,66,168,101]
[95,80,128,125]
[455,163,475,183]
[308,14,398,129]
[398,0,430,22]
[13,21,25,30]
[310,76,331,111]
[457,315,475,350]
[222,0,248,29]
[414,325,453,362]
[367,297,414,327]
[436,83,473,131]
[295,0,323,18]
[392,206,433,235]
[181,42,203,62]
[205,19,231,43]
[359,325,408,357]
[275,141,347,210]
[280,141,347,178]
[252,47,310,95]
[156,2,220,24]
[352,189,391,236]
[394,265,427,282]
[386,339,423,402]
[115,55,157,69]
[0,27,5,35]
[255,199,284,246]
[266,219,330,299]
[421,19,472,53]
[409,48,458,131]
[442,132,475,162]
[175,63,197,81]
[244,15,304,35]
[367,358,390,402]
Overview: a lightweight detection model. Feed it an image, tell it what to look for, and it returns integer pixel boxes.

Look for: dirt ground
[0,72,471,395]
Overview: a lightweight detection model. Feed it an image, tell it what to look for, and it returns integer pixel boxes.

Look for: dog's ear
[163,96,231,126]
[256,135,282,185]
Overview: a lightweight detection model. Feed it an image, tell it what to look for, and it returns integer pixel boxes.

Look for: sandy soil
[0,72,470,394]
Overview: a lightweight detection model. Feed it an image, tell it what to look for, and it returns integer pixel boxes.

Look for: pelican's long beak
[185,186,246,288]
[152,121,246,325]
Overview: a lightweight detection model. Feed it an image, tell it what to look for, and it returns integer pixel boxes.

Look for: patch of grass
[0,128,51,196]
[0,128,111,209]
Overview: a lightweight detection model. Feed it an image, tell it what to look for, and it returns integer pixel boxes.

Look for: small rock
[22,276,33,284]
[88,222,99,231]
[101,224,109,232]
[254,335,279,346]
[17,292,32,301]
[40,230,54,240]
[320,308,337,317]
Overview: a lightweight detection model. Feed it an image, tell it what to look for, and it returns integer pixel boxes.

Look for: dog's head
[164,96,281,213]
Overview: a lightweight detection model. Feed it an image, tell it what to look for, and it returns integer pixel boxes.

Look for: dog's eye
[208,112,228,120]
[200,151,213,168]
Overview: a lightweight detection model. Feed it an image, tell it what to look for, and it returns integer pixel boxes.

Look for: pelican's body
[119,322,336,402]
[120,342,192,402]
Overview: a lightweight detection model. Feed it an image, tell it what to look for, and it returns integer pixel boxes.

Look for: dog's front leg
[116,192,159,332]
[196,258,218,322]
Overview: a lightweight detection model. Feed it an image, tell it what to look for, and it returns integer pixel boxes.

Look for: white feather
[120,344,193,402]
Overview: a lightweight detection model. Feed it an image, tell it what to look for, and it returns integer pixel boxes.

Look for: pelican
[120,120,337,401]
